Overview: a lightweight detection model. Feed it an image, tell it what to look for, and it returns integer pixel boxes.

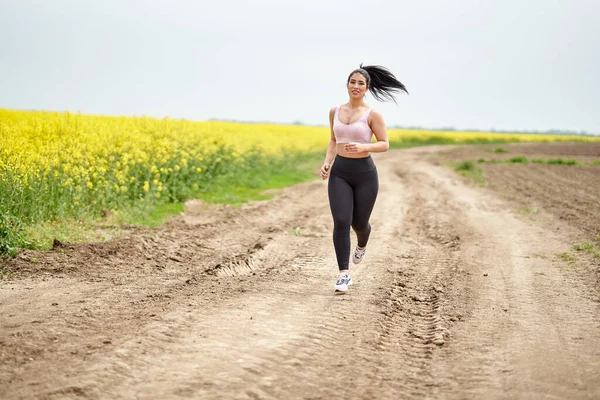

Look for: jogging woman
[320,64,408,293]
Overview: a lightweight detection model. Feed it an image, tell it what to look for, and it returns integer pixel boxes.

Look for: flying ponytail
[347,64,408,103]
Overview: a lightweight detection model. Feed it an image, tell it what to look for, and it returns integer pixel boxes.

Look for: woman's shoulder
[329,106,337,118]
[367,107,382,116]
[329,105,339,124]
[367,107,384,123]
[329,105,342,118]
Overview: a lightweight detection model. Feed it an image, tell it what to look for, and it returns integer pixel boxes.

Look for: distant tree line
[389,125,597,137]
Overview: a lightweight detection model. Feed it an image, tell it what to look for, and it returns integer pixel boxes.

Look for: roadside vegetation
[475,157,598,166]
[452,161,486,186]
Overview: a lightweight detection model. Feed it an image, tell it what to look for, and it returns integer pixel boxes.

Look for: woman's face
[347,72,368,100]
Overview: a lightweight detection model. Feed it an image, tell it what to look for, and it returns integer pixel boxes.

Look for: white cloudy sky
[1,0,599,133]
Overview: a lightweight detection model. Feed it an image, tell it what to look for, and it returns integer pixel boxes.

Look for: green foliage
[1,148,324,253]
[454,161,476,171]
[494,148,509,153]
[0,269,15,279]
[388,137,514,149]
[519,204,541,215]
[547,158,578,165]
[478,157,592,166]
[0,211,26,257]
[288,227,304,236]
[557,252,576,263]
[453,161,485,186]
[573,242,596,252]
[508,156,529,164]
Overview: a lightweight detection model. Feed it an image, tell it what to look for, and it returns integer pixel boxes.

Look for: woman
[320,64,408,293]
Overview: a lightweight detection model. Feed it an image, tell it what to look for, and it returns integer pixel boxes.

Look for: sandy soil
[1,144,599,399]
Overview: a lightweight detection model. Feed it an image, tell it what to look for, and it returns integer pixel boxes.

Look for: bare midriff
[335,144,370,159]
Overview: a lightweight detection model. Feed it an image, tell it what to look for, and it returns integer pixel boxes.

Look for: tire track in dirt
[184,161,413,400]
[415,155,600,399]
[353,158,469,399]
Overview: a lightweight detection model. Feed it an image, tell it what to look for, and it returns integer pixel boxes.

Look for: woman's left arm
[363,109,389,153]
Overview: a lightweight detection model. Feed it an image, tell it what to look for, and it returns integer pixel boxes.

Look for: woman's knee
[333,216,351,231]
[352,222,371,234]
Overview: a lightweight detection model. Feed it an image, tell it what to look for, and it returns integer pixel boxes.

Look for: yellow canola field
[0,110,332,221]
[386,128,600,144]
[0,110,329,187]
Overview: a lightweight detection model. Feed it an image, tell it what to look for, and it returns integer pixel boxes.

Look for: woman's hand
[320,162,330,180]
[343,142,365,154]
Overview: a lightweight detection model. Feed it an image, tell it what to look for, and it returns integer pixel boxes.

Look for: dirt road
[1,146,599,399]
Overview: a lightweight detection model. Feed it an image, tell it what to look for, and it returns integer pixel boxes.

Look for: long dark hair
[347,64,408,103]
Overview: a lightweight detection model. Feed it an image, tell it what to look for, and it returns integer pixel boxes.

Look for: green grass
[113,202,185,228]
[288,227,305,236]
[547,158,578,165]
[0,269,15,280]
[494,148,509,153]
[454,161,477,171]
[557,252,577,263]
[573,242,596,253]
[452,161,486,186]
[197,157,319,205]
[508,156,529,164]
[475,156,597,166]
[388,137,516,149]
[477,159,502,164]
[519,204,541,216]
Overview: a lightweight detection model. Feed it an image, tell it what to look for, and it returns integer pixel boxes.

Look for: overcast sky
[1,0,599,133]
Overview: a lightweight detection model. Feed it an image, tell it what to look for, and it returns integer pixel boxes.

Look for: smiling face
[347,72,368,100]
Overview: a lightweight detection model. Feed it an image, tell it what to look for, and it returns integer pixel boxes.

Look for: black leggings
[327,155,379,271]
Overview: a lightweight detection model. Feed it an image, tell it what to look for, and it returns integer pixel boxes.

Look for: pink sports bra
[333,105,373,144]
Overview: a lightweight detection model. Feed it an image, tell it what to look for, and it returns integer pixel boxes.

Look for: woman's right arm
[320,107,337,180]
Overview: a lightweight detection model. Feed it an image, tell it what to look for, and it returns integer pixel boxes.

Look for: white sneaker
[352,246,366,264]
[334,273,353,292]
